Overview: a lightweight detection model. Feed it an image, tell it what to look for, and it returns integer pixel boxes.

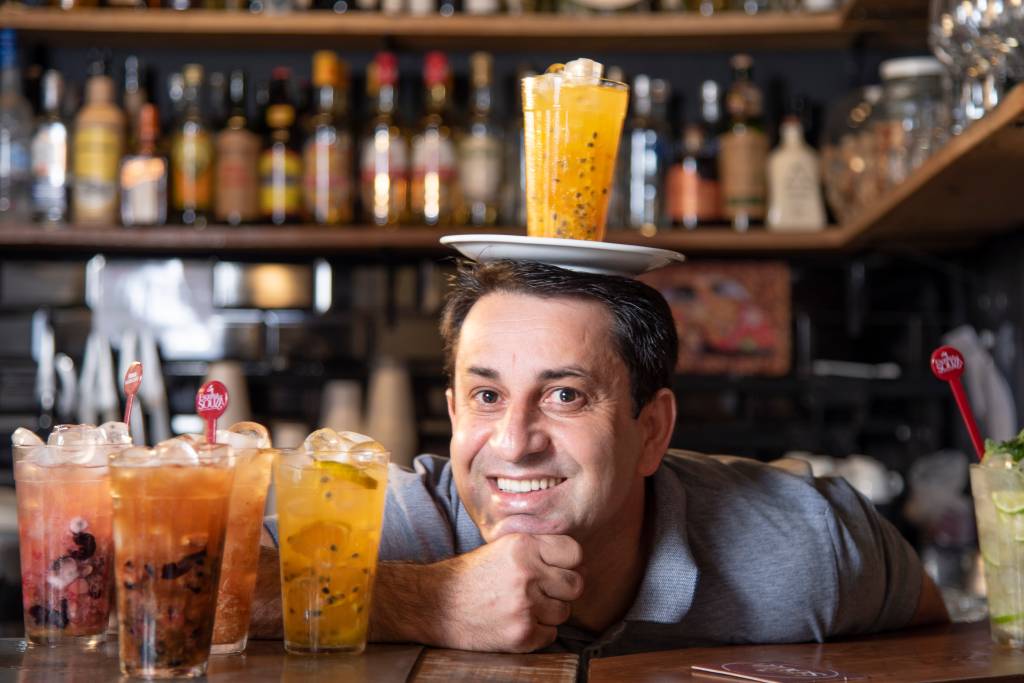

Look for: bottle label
[260,145,303,218]
[458,135,501,204]
[31,126,68,216]
[360,129,408,224]
[303,128,353,225]
[171,129,214,212]
[120,157,167,226]
[667,160,721,224]
[73,125,123,223]
[411,129,455,222]
[720,128,768,219]
[216,130,261,222]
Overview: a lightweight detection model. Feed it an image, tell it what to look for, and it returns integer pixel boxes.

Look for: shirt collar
[624,457,699,624]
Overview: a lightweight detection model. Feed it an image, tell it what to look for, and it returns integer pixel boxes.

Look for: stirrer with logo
[196,380,229,445]
[123,361,143,429]
[930,345,984,461]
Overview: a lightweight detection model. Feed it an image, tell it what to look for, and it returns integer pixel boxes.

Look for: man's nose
[488,400,548,462]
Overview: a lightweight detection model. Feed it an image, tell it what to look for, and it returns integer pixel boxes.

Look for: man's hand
[371,533,584,653]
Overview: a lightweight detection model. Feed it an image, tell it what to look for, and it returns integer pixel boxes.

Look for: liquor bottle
[304,51,353,226]
[31,70,68,225]
[260,67,303,225]
[123,56,147,153]
[171,64,214,227]
[0,29,31,223]
[120,103,168,227]
[719,54,768,231]
[208,71,230,132]
[501,66,533,228]
[464,0,498,14]
[360,53,408,227]
[457,52,502,227]
[766,115,825,231]
[623,75,671,235]
[666,81,722,229]
[73,69,125,226]
[410,52,457,227]
[215,70,261,226]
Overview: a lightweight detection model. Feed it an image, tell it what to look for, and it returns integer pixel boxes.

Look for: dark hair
[440,260,678,418]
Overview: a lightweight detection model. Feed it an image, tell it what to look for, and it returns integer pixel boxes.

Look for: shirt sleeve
[817,476,924,636]
[378,455,461,563]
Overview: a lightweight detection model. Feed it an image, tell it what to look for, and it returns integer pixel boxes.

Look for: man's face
[447,292,654,544]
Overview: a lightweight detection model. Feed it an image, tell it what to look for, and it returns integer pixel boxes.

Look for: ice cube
[304,427,343,454]
[11,427,44,447]
[563,57,603,84]
[67,446,104,466]
[227,421,271,448]
[984,450,1016,470]
[47,424,103,447]
[155,437,201,465]
[338,431,387,454]
[98,421,133,445]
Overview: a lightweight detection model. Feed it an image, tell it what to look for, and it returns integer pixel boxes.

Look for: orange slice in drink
[286,521,352,559]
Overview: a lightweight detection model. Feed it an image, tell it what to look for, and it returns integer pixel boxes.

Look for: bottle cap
[183,63,204,87]
[470,52,491,89]
[86,75,115,104]
[272,66,292,81]
[424,51,449,87]
[138,103,160,143]
[312,50,339,88]
[375,52,398,87]
[730,53,754,72]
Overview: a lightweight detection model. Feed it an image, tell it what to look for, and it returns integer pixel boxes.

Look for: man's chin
[487,514,571,540]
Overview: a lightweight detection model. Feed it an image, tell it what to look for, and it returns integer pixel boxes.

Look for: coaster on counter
[691,661,869,682]
[440,234,685,278]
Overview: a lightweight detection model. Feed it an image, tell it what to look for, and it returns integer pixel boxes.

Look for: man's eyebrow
[538,366,590,381]
[466,366,499,380]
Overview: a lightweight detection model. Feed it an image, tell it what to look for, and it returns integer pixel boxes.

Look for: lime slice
[993,492,1024,514]
[286,521,351,559]
[316,461,379,490]
[993,613,1024,625]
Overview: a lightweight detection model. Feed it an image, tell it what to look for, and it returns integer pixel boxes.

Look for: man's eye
[556,388,579,403]
[475,390,499,404]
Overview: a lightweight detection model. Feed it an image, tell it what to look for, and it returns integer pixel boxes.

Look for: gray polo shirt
[375,449,922,664]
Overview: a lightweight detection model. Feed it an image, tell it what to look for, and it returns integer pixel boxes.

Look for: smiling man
[253,259,946,661]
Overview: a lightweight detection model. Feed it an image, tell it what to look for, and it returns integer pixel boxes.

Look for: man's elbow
[909,572,950,626]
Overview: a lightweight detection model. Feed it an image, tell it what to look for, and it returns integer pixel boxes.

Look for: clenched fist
[371,533,584,652]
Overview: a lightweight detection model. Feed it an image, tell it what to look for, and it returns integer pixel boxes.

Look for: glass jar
[876,57,950,192]
[820,85,884,224]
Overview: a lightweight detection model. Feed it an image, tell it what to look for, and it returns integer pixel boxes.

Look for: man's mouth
[493,477,566,494]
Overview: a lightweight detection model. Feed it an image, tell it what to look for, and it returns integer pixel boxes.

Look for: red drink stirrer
[930,345,984,461]
[123,362,143,428]
[196,380,229,445]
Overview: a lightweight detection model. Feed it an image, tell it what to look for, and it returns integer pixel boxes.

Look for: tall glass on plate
[13,423,132,648]
[972,437,1024,648]
[522,58,628,241]
[275,429,389,655]
[111,439,235,678]
[209,422,275,655]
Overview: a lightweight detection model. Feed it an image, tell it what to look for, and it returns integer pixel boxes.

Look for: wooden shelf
[0,225,846,255]
[5,83,1023,257]
[0,4,921,51]
[841,83,1024,250]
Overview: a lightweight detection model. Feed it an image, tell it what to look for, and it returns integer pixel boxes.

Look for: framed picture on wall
[640,261,791,376]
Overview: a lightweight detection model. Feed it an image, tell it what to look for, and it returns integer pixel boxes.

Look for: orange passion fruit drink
[204,422,275,655]
[523,58,628,241]
[111,439,235,678]
[275,428,389,655]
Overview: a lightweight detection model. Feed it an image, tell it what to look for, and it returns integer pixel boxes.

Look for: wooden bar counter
[589,621,1024,682]
[0,639,579,682]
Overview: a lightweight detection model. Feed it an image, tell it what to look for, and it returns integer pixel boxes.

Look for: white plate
[439,234,685,278]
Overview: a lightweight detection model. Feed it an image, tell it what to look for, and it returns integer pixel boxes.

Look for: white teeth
[496,477,564,493]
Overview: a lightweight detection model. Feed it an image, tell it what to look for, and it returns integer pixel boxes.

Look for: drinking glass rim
[520,74,628,91]
[109,443,234,468]
[275,447,390,470]
[13,442,131,466]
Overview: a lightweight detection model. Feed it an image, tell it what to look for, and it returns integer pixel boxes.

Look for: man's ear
[637,387,676,477]
[446,387,456,422]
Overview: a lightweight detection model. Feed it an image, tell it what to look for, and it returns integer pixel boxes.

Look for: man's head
[440,260,678,545]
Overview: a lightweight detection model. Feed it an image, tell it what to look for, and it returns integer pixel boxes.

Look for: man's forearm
[369,560,455,646]
[248,545,283,640]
